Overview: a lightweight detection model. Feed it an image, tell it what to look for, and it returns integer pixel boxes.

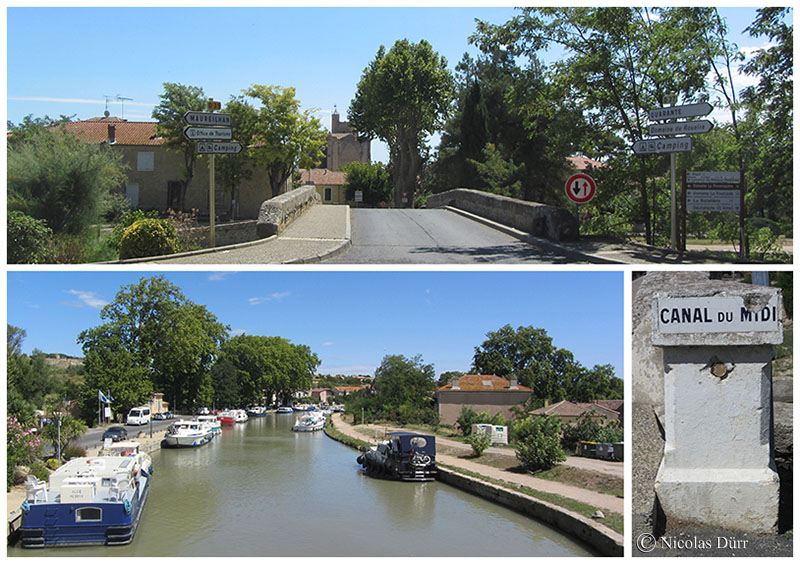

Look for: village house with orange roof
[434,374,532,426]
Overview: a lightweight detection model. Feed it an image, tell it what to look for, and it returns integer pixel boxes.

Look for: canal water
[9,414,595,557]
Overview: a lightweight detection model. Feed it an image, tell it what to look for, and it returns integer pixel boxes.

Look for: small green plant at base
[7,211,53,264]
[29,462,51,482]
[119,218,180,259]
[466,430,492,457]
[45,458,60,470]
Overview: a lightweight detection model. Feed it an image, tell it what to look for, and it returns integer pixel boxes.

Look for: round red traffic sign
[565,173,596,204]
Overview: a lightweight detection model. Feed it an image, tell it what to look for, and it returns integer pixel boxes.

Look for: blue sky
[6,270,624,379]
[6,6,781,162]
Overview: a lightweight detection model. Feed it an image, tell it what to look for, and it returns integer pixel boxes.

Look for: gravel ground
[631,403,793,557]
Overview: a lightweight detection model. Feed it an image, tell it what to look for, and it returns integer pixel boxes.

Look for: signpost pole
[681,170,687,252]
[739,171,745,260]
[209,154,216,248]
[665,95,678,251]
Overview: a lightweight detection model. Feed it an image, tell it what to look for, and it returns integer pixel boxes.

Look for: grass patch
[439,463,624,535]
[531,465,623,498]
[324,422,370,452]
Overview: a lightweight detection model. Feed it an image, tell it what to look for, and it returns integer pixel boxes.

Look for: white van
[126,406,151,426]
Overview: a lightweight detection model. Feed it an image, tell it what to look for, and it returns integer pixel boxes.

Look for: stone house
[297,169,348,204]
[529,399,623,427]
[434,375,532,426]
[58,115,273,220]
[322,109,371,171]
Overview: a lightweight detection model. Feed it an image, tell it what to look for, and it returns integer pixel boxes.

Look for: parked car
[163,411,173,419]
[102,426,128,442]
[153,412,165,421]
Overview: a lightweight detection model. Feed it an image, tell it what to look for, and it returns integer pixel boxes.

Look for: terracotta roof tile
[299,168,347,186]
[55,117,164,146]
[567,155,604,170]
[437,374,532,392]
[530,400,621,420]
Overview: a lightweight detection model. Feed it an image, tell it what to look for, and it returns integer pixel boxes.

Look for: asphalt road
[326,208,590,264]
[77,419,175,450]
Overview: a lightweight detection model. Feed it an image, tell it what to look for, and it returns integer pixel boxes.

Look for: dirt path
[331,414,623,514]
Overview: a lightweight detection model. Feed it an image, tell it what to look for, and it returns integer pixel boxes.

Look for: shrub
[456,406,481,436]
[119,218,180,259]
[62,444,87,460]
[108,210,160,251]
[102,192,133,223]
[7,211,53,264]
[597,421,624,444]
[46,458,60,470]
[466,430,492,457]
[166,208,202,251]
[7,417,41,489]
[561,412,603,452]
[29,462,51,482]
[514,415,565,472]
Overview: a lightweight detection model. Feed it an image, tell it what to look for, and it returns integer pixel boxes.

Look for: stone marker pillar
[652,284,783,533]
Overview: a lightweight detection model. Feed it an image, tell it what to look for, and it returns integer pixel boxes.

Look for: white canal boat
[163,420,214,448]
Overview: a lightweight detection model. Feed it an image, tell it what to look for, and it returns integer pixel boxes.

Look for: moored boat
[246,406,267,417]
[357,432,437,481]
[196,415,222,435]
[292,412,325,432]
[163,420,214,448]
[18,451,152,547]
[276,406,294,414]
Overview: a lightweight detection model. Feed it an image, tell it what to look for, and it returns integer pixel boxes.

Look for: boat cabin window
[410,437,427,449]
[75,507,103,522]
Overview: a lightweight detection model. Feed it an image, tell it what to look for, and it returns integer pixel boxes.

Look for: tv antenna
[116,95,133,120]
[103,95,114,117]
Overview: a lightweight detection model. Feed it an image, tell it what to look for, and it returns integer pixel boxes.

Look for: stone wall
[436,390,532,426]
[185,220,259,247]
[426,189,578,242]
[256,184,321,238]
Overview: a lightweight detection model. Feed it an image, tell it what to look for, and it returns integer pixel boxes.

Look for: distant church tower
[324,107,371,170]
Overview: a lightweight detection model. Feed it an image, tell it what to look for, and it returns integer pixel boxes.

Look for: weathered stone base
[655,463,779,533]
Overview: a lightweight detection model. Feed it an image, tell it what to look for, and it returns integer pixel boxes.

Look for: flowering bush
[7,417,41,489]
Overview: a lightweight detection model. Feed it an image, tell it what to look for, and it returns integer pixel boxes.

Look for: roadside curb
[439,205,624,264]
[101,234,278,264]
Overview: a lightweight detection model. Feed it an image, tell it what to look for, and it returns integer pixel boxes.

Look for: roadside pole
[665,94,678,250]
[209,153,216,248]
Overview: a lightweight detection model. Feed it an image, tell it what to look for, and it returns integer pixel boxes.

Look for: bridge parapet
[426,189,578,242]
[257,184,321,238]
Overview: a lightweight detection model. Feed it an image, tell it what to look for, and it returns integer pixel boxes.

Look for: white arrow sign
[196,141,243,154]
[184,127,233,140]
[649,120,714,136]
[184,111,232,126]
[648,102,713,121]
[632,137,693,155]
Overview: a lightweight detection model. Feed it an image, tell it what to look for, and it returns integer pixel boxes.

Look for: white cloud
[208,272,232,281]
[231,328,246,337]
[65,290,107,309]
[248,292,291,305]
[322,341,335,347]
[8,96,156,108]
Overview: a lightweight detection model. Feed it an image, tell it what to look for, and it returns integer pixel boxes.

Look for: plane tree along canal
[8,415,595,557]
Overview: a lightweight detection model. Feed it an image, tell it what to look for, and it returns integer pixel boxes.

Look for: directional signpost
[631,136,693,155]
[647,102,713,121]
[183,101,243,247]
[196,141,243,154]
[634,100,715,250]
[183,127,233,140]
[649,120,714,136]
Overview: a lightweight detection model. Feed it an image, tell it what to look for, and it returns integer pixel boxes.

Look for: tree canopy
[472,324,622,404]
[237,84,328,198]
[212,334,320,408]
[349,39,454,207]
[152,82,207,210]
[77,276,228,419]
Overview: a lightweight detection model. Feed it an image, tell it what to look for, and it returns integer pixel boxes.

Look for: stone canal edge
[327,413,623,557]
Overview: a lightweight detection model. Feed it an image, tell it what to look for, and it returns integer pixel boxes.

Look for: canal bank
[327,413,623,557]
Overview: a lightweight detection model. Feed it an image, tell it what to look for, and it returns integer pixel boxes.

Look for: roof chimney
[509,378,518,390]
[451,378,460,390]
[107,124,116,144]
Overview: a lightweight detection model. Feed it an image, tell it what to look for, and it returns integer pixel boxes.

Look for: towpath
[330,413,623,515]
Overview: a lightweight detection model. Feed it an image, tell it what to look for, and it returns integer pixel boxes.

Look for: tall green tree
[238,84,328,198]
[739,8,792,225]
[349,39,454,208]
[152,83,207,211]
[7,126,128,235]
[215,97,260,218]
[372,354,438,424]
[475,8,714,244]
[213,335,320,407]
[78,276,228,420]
